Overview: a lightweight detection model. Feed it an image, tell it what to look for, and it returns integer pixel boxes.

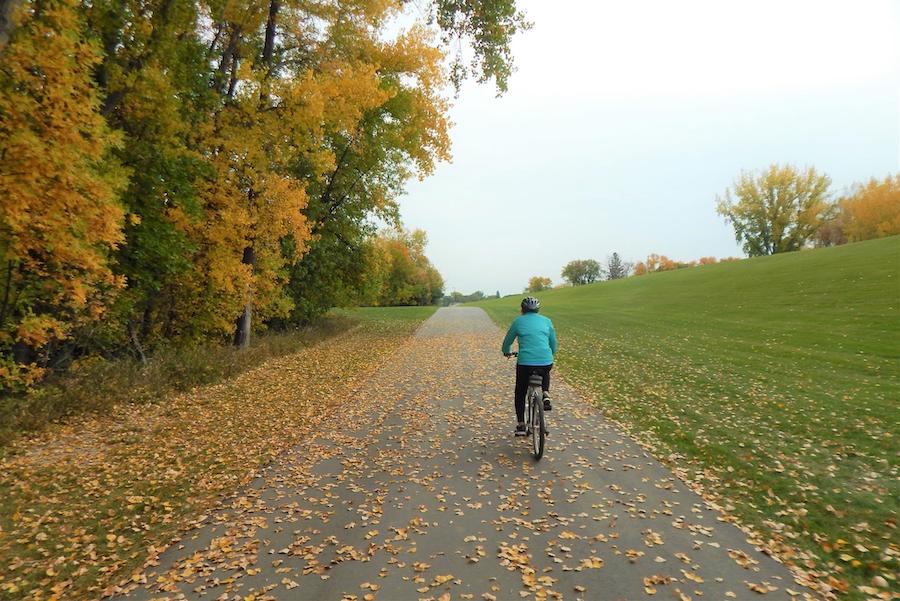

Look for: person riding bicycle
[502,296,558,437]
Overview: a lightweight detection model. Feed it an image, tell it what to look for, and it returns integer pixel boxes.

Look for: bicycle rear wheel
[530,388,545,460]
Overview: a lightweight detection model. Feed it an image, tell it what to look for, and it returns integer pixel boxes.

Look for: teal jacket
[502,312,557,366]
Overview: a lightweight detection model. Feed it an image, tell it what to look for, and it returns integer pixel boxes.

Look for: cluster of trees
[558,253,631,286]
[717,165,899,256]
[441,290,497,305]
[363,230,444,307]
[526,276,553,292]
[0,0,527,391]
[528,253,631,291]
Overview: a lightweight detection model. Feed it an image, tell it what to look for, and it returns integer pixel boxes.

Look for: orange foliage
[633,254,727,276]
[840,175,900,242]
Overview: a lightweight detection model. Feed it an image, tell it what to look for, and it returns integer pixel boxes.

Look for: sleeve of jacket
[548,320,558,356]
[501,319,518,354]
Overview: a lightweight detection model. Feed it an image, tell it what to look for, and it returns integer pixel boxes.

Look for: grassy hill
[473,236,899,596]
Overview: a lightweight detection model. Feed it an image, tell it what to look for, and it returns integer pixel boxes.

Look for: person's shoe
[515,424,527,437]
[543,393,552,412]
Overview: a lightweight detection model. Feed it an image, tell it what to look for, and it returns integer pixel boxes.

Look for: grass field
[337,305,439,324]
[0,306,434,600]
[473,237,899,597]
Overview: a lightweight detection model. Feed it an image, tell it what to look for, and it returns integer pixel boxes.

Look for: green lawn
[338,305,438,323]
[473,237,899,597]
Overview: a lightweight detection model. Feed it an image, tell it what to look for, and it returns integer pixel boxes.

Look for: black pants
[514,364,552,422]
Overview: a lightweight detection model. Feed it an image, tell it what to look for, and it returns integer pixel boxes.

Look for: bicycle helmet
[521,296,541,312]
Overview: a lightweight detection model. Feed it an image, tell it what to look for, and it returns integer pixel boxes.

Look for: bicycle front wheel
[530,389,545,460]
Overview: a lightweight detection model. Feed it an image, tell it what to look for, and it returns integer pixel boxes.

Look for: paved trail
[120,307,800,601]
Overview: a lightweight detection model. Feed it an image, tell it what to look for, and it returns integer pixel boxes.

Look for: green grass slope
[473,236,899,596]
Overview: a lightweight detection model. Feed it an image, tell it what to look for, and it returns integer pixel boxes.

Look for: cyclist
[502,297,558,437]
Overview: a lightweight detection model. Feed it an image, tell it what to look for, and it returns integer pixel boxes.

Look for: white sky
[398,0,900,295]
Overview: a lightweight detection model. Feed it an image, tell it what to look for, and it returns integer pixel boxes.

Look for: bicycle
[507,352,547,460]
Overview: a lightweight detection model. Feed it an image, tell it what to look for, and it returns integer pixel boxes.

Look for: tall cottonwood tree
[717,164,831,256]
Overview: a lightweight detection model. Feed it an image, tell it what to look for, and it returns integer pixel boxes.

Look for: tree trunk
[231,0,279,350]
[232,246,255,347]
[214,24,240,96]
[128,318,147,364]
[0,0,23,52]
[262,0,279,70]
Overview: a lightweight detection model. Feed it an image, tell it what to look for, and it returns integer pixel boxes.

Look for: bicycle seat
[528,374,543,386]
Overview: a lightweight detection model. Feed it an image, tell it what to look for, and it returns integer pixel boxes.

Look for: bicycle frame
[507,352,546,460]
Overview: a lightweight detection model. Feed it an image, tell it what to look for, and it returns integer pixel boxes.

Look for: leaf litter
[0,308,847,600]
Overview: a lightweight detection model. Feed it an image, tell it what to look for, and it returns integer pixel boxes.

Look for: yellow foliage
[0,0,454,384]
[0,0,126,388]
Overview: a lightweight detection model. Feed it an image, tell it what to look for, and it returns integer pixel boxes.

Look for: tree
[716,164,831,256]
[0,0,127,389]
[839,175,900,242]
[527,276,552,292]
[605,253,631,280]
[561,260,601,286]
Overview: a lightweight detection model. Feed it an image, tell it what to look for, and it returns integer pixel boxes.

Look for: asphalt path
[118,307,802,601]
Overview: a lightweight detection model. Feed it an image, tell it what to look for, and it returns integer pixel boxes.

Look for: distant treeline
[441,290,496,305]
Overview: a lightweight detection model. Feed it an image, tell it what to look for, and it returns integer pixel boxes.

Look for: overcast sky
[397,0,899,296]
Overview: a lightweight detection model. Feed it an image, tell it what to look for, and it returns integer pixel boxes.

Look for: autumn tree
[285,24,451,323]
[561,260,601,286]
[84,0,218,354]
[717,164,831,256]
[527,276,552,292]
[605,253,631,280]
[0,0,126,389]
[839,175,900,242]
